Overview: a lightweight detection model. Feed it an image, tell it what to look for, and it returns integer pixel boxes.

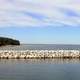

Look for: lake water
[0,59,80,80]
[0,44,80,50]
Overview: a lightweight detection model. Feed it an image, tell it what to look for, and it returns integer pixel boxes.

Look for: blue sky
[0,0,80,44]
[0,27,80,44]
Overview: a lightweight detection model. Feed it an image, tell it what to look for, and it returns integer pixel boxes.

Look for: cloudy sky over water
[0,0,80,44]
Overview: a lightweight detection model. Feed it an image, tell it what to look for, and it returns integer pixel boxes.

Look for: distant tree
[0,37,20,46]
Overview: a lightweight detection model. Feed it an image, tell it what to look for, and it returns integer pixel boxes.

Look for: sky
[0,0,80,44]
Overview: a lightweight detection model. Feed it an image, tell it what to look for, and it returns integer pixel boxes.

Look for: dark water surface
[1,44,80,50]
[0,59,80,80]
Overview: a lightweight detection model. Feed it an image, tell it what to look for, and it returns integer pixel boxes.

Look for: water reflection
[0,59,80,64]
[0,59,80,80]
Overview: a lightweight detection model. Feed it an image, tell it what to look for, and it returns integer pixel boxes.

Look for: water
[0,44,80,80]
[0,59,80,80]
[0,44,80,50]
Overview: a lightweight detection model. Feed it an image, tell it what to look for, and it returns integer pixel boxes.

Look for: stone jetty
[0,50,80,59]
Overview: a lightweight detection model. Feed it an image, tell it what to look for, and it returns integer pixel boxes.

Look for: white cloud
[0,0,80,27]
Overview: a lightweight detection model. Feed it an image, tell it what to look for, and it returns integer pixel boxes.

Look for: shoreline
[0,50,80,59]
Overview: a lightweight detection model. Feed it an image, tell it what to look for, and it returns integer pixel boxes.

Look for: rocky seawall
[0,50,80,59]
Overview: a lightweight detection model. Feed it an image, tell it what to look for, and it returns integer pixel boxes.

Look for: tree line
[0,37,20,46]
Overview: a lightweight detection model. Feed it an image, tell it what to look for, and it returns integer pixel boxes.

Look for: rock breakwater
[0,50,80,59]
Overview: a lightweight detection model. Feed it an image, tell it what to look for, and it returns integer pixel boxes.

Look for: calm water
[0,59,80,80]
[0,44,80,50]
[0,44,80,80]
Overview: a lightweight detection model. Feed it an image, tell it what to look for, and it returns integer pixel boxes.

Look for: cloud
[0,0,80,27]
